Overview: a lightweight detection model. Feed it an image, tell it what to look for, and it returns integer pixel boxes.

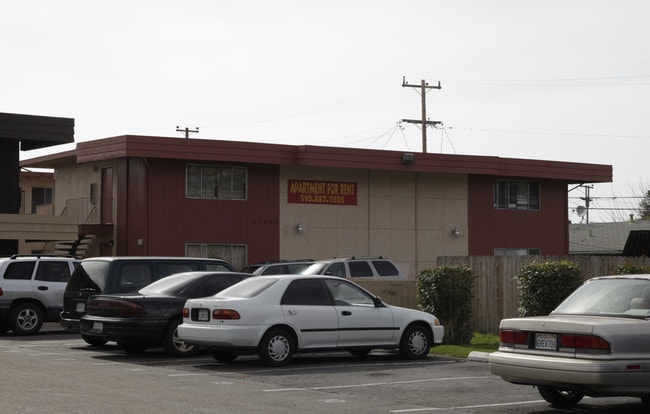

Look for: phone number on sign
[300,194,347,204]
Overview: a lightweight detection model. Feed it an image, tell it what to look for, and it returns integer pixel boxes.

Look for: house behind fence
[358,255,650,334]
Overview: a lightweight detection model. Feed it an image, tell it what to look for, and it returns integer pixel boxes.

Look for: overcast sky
[4,0,649,222]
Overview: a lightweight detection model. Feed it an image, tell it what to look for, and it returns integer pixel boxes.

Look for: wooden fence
[357,255,650,334]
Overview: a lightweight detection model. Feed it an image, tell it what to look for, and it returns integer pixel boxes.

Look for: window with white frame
[494,248,541,256]
[186,243,247,271]
[494,180,539,210]
[186,164,247,200]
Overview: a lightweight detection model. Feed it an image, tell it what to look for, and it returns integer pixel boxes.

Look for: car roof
[590,274,650,281]
[79,256,229,262]
[312,256,389,263]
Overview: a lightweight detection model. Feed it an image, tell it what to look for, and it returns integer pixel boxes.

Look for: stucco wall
[279,166,468,279]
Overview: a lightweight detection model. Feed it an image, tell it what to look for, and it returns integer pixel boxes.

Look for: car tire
[81,334,109,346]
[642,396,650,408]
[0,320,10,334]
[258,328,294,367]
[162,318,196,358]
[212,350,238,363]
[537,386,584,407]
[399,324,431,359]
[9,302,44,335]
[118,342,149,354]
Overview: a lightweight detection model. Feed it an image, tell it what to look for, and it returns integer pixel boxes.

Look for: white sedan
[178,275,444,366]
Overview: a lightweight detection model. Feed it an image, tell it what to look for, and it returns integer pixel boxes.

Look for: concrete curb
[467,351,491,362]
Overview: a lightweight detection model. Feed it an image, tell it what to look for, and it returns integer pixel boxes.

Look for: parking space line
[264,376,495,393]
[389,399,546,412]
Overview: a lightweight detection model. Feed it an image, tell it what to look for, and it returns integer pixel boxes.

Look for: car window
[299,262,328,275]
[325,262,346,277]
[35,261,73,283]
[197,275,245,297]
[205,262,235,271]
[372,260,399,277]
[116,263,154,292]
[324,279,375,306]
[261,265,287,275]
[157,262,202,277]
[217,277,278,298]
[281,279,331,306]
[3,261,35,280]
[553,278,650,317]
[69,261,109,292]
[348,261,373,277]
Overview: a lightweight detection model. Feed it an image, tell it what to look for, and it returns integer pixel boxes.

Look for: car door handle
[37,286,49,291]
[287,310,297,315]
[341,311,352,316]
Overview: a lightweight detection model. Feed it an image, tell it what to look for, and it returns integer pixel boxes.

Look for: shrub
[417,265,474,345]
[516,261,582,317]
[617,260,650,275]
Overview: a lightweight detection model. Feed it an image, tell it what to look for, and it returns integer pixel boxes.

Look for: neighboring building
[0,112,76,256]
[570,220,650,255]
[21,135,612,278]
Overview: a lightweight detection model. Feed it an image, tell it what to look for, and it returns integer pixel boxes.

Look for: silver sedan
[489,274,650,408]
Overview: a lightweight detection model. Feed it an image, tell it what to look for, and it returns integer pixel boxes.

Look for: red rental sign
[288,179,357,205]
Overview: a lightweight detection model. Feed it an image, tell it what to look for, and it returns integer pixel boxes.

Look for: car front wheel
[399,324,431,359]
[9,303,44,335]
[258,328,294,367]
[537,385,584,407]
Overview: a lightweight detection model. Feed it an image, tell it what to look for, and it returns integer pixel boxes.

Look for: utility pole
[580,184,593,224]
[401,77,442,153]
[176,126,199,139]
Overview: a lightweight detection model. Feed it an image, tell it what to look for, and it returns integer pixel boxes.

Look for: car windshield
[139,272,203,295]
[552,278,650,317]
[215,276,278,298]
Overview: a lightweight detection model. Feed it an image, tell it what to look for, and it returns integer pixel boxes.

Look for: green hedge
[617,260,650,274]
[516,261,582,317]
[417,265,474,345]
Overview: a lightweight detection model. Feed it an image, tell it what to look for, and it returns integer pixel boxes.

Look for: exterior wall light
[402,153,415,165]
[452,227,461,236]
[296,223,304,233]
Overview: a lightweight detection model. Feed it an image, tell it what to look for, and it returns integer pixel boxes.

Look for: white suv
[299,257,405,279]
[0,255,79,335]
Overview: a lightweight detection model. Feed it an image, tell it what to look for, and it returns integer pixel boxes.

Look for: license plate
[76,302,86,312]
[91,322,103,333]
[535,333,557,350]
[197,309,210,322]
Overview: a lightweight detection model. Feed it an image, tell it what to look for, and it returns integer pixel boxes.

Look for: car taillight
[560,334,610,354]
[212,309,241,320]
[86,298,145,317]
[499,329,529,346]
[0,287,3,296]
[182,308,189,318]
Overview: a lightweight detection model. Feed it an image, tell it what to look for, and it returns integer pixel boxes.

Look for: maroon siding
[468,175,569,255]
[116,157,279,261]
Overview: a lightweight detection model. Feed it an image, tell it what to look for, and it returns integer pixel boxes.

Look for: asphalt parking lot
[0,323,647,414]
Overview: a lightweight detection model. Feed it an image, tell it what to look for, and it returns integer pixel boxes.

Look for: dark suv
[0,254,79,335]
[60,256,235,344]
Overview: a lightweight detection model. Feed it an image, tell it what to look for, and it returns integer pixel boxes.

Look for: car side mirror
[373,296,384,307]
